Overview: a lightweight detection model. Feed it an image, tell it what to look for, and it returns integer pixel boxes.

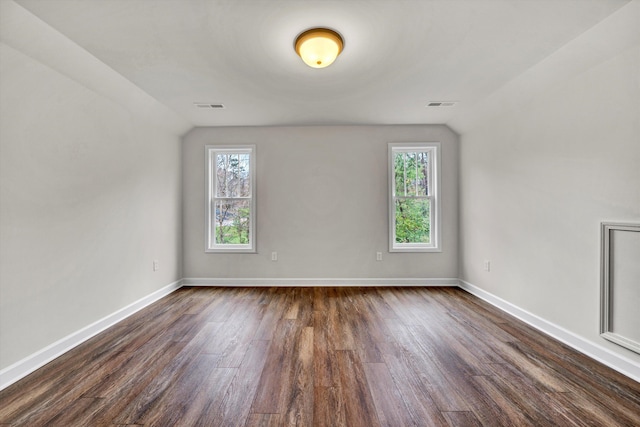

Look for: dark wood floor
[1,287,639,426]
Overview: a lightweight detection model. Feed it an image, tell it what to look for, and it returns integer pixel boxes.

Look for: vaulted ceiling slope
[12,0,635,131]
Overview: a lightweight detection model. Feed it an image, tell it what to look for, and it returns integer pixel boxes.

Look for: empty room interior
[1,0,639,425]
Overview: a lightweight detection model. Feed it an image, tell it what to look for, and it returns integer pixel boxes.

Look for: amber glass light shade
[295,28,344,68]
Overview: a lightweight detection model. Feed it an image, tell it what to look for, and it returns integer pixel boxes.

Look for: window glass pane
[405,152,417,195]
[216,153,251,198]
[216,154,230,197]
[237,153,251,197]
[394,152,406,196]
[226,154,243,197]
[214,199,251,244]
[416,151,429,196]
[394,151,430,197]
[227,154,238,197]
[395,198,431,244]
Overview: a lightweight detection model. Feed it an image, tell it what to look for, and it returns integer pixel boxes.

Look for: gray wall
[458,32,640,367]
[182,125,459,280]
[0,3,188,370]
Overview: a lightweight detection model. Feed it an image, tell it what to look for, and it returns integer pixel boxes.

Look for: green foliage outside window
[395,199,430,243]
[215,203,250,244]
[394,151,431,244]
[215,153,251,245]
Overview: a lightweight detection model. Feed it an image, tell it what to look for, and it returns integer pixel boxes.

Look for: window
[389,143,441,252]
[206,145,256,252]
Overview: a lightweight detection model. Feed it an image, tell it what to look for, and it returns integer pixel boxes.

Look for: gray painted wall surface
[182,125,459,279]
[0,41,183,369]
[459,44,640,364]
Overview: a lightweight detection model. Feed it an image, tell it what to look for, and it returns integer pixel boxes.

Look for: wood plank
[440,287,514,324]
[313,309,339,388]
[182,287,224,315]
[0,350,134,425]
[251,321,313,418]
[481,363,581,426]
[0,299,176,421]
[363,362,416,426]
[178,364,237,425]
[480,340,571,393]
[114,322,225,424]
[37,397,104,426]
[283,288,301,320]
[360,289,396,342]
[329,288,357,351]
[426,288,517,343]
[253,289,289,341]
[442,411,483,427]
[549,390,638,427]
[196,339,270,427]
[335,350,381,427]
[245,413,281,427]
[466,375,537,426]
[379,340,450,426]
[199,287,239,322]
[280,326,314,426]
[313,287,328,312]
[81,341,185,399]
[500,323,640,414]
[201,297,266,368]
[490,364,589,426]
[216,303,267,368]
[112,287,221,351]
[2,287,639,427]
[59,342,187,426]
[313,386,346,427]
[415,289,509,365]
[369,288,401,319]
[378,286,424,325]
[295,287,315,327]
[383,319,471,412]
[341,289,385,363]
[0,348,128,423]
[137,354,222,426]
[405,304,495,377]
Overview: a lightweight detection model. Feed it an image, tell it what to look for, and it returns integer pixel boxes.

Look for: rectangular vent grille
[426,101,457,107]
[194,103,225,109]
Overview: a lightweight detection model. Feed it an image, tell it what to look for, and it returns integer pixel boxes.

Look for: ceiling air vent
[426,101,457,107]
[194,103,225,109]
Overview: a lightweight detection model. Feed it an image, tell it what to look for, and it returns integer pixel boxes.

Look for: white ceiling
[15,0,631,129]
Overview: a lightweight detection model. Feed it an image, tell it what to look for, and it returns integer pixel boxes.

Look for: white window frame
[205,145,256,253]
[388,142,441,252]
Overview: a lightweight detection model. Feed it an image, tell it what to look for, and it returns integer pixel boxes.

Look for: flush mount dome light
[294,28,344,68]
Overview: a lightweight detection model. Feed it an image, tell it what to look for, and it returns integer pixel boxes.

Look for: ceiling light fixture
[294,28,344,69]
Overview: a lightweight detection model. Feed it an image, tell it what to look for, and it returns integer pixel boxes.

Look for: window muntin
[206,145,256,252]
[389,143,440,252]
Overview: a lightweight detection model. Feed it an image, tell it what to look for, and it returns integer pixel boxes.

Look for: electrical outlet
[153,260,159,271]
[376,252,382,261]
[483,260,490,272]
[271,252,278,261]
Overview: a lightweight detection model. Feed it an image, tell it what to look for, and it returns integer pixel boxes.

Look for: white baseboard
[181,277,460,287]
[458,280,640,383]
[0,279,183,391]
